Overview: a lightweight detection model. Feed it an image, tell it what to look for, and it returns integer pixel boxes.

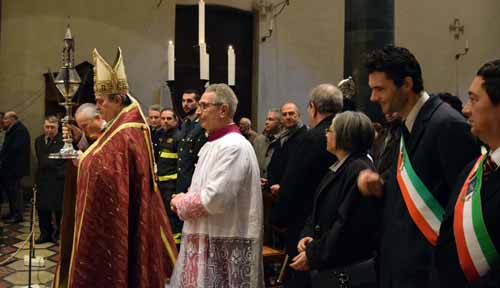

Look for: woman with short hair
[290,111,380,288]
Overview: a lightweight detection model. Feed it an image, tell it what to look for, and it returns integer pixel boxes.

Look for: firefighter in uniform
[155,108,183,245]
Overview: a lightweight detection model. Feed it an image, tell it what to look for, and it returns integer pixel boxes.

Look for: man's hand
[290,251,310,271]
[357,169,384,197]
[260,178,268,189]
[270,184,280,196]
[297,236,313,253]
[170,193,185,215]
[63,123,82,143]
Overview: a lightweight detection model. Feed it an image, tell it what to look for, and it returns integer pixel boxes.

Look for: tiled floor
[0,205,57,288]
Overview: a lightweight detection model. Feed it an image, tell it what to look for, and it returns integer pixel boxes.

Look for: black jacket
[0,121,31,178]
[176,118,207,193]
[266,125,307,186]
[302,153,380,270]
[35,133,66,210]
[435,159,500,288]
[379,96,480,287]
[272,115,337,256]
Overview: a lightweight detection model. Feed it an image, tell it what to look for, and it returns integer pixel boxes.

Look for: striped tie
[483,155,497,181]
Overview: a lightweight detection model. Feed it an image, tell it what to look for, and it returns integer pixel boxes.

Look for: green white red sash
[397,137,445,246]
[453,155,500,281]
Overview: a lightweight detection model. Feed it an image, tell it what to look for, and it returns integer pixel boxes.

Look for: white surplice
[170,129,264,288]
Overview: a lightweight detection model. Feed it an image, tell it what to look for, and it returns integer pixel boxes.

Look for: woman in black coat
[290,111,381,288]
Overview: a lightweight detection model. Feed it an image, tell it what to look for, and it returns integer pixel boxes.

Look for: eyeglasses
[198,102,222,111]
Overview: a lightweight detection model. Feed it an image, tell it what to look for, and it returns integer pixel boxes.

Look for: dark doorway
[174,4,254,121]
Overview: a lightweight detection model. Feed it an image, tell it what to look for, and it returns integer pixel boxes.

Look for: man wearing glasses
[170,84,264,287]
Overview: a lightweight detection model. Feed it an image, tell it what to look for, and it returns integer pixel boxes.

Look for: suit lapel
[406,96,443,155]
[483,170,500,202]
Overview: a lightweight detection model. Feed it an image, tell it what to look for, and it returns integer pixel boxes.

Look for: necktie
[400,121,410,141]
[483,155,497,181]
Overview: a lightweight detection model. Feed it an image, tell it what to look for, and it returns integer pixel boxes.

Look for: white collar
[489,147,500,167]
[329,154,350,172]
[405,91,430,132]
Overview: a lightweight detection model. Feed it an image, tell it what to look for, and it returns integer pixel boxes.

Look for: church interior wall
[396,0,500,103]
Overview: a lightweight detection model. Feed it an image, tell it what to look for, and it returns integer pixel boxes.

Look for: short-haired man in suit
[273,84,343,288]
[0,111,31,223]
[34,116,66,243]
[358,46,480,287]
[435,59,500,287]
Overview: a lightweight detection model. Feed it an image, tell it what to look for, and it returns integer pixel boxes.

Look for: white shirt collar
[329,154,350,172]
[404,91,430,133]
[489,147,500,167]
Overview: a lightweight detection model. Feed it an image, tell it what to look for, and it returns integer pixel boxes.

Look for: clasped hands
[290,236,313,271]
[170,192,185,215]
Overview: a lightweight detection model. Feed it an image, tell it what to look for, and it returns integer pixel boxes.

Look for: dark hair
[435,92,463,113]
[44,115,59,124]
[107,93,132,107]
[365,46,424,94]
[161,107,179,121]
[476,59,500,105]
[183,89,201,101]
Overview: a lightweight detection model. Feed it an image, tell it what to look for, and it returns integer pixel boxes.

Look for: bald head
[239,117,252,135]
[3,111,18,129]
[281,102,301,129]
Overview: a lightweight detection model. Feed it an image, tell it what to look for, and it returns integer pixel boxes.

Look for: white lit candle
[199,0,205,44]
[167,40,175,81]
[228,46,235,86]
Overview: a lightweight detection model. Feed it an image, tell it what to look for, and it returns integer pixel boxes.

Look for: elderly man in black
[0,111,30,223]
[34,116,66,243]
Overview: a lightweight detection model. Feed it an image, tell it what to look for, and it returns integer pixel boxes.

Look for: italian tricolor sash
[453,155,499,281]
[397,137,445,246]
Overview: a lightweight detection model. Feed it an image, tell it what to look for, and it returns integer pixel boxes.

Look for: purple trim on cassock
[207,124,241,142]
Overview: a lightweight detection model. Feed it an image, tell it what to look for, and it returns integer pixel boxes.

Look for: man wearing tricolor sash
[358,46,480,287]
[436,59,500,287]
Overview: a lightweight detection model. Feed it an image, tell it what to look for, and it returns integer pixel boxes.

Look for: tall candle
[200,42,208,80]
[199,0,205,44]
[205,53,210,81]
[228,46,235,86]
[167,40,175,81]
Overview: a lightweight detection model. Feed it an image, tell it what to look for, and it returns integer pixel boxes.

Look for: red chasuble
[57,102,177,287]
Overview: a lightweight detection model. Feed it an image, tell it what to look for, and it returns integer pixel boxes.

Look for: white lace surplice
[170,132,264,288]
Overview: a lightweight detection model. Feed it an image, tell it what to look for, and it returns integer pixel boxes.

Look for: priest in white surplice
[170,84,264,288]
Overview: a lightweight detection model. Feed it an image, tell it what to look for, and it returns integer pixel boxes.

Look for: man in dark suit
[176,89,208,193]
[35,116,66,243]
[435,59,500,287]
[267,102,307,197]
[358,46,480,288]
[273,84,343,288]
[0,111,31,223]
